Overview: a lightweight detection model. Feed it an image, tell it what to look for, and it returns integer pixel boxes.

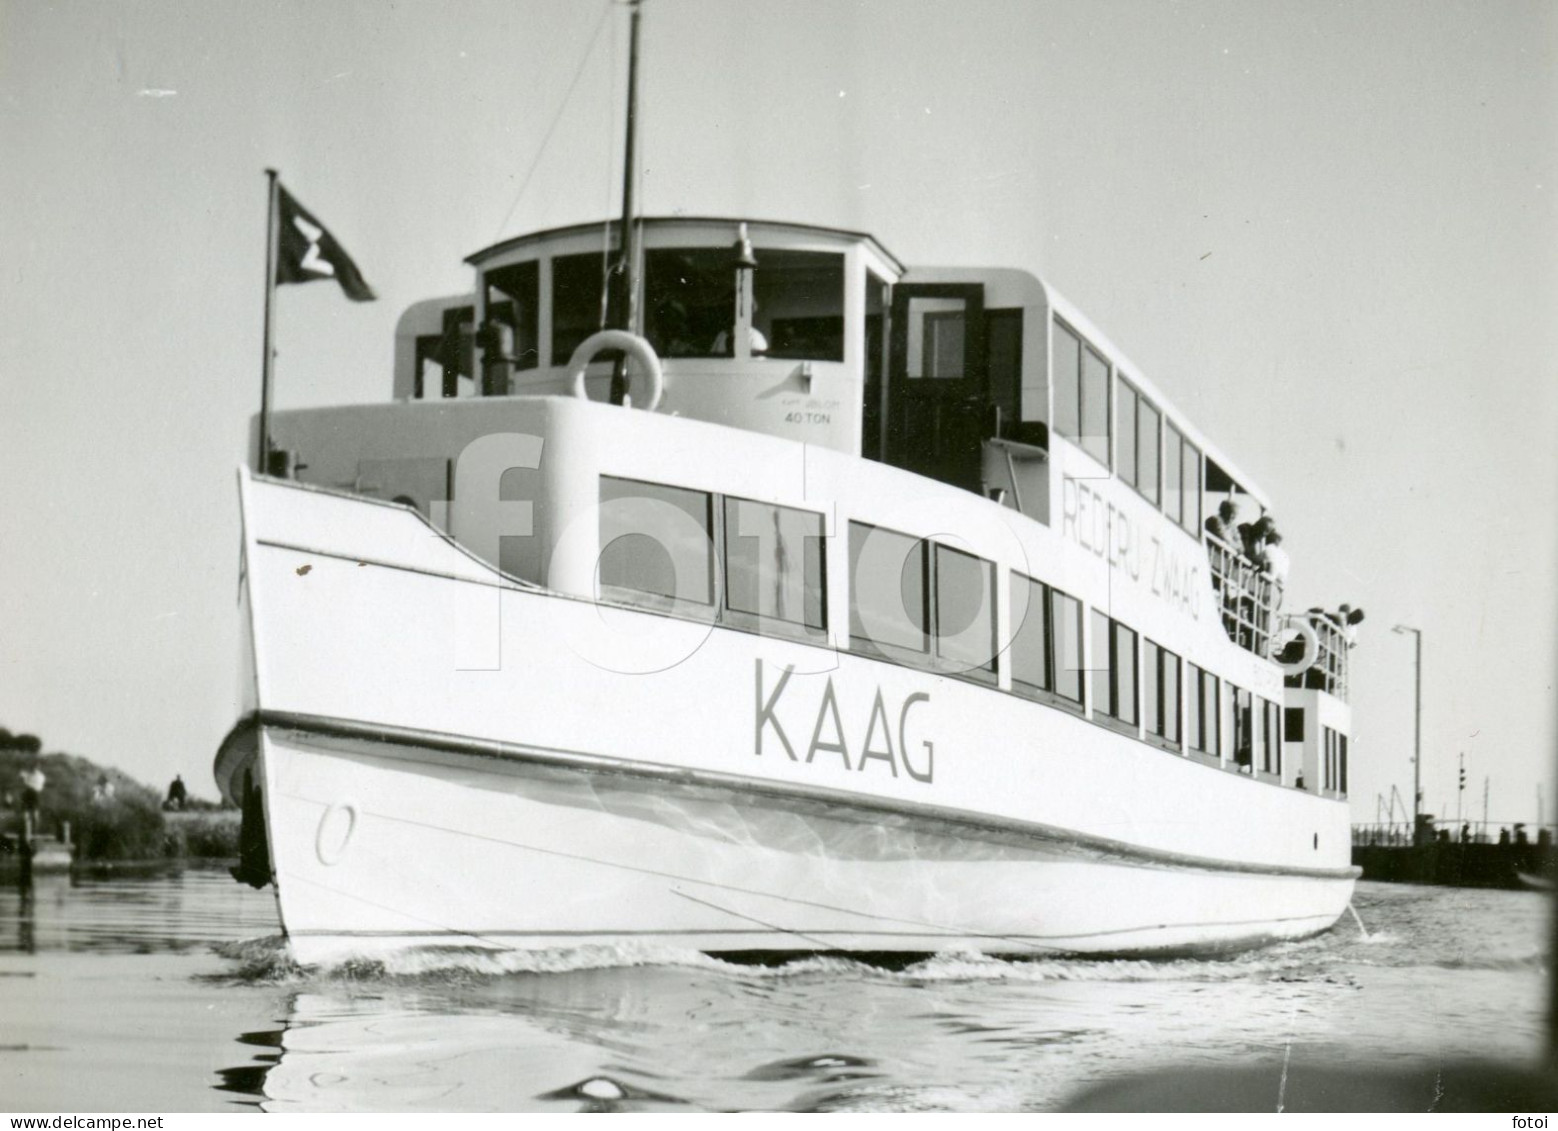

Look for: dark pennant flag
[274,184,376,302]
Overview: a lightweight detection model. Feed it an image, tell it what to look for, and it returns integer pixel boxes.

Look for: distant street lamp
[1393,624,1423,843]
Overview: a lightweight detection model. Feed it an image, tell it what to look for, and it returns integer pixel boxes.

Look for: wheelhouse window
[1090,611,1138,726]
[552,252,623,366]
[753,250,845,361]
[598,477,714,611]
[1117,378,1161,505]
[932,545,995,678]
[1187,663,1220,756]
[849,522,927,655]
[723,497,825,638]
[482,261,540,378]
[415,306,475,399]
[1052,318,1110,467]
[643,247,737,359]
[1143,639,1181,747]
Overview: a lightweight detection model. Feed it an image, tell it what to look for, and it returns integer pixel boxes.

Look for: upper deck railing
[1204,532,1282,658]
[1288,615,1350,699]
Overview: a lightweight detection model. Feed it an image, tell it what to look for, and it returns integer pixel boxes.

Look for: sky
[1,0,1554,826]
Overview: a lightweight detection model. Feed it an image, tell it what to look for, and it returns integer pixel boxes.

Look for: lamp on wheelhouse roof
[731,222,758,271]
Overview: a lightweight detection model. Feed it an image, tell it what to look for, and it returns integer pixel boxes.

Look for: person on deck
[166,774,188,812]
[1205,499,1239,545]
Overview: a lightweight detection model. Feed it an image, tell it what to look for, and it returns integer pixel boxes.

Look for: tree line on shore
[1,728,238,862]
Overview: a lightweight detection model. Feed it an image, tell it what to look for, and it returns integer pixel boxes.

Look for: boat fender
[566,330,665,412]
[1271,618,1321,675]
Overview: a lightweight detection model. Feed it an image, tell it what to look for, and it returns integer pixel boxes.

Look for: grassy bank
[2,744,239,863]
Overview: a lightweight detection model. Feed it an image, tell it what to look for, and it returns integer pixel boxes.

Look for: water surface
[0,868,1547,1112]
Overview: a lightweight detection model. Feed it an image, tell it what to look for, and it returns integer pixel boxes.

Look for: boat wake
[210,934,1360,986]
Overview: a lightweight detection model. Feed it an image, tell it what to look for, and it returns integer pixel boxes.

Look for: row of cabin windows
[1053,318,1204,536]
[467,249,848,385]
[597,476,827,639]
[599,476,1317,782]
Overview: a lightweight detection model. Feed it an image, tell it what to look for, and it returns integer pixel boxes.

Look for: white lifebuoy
[1271,618,1321,675]
[566,330,664,412]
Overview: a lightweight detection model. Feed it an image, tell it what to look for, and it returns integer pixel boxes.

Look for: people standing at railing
[1205,499,1239,546]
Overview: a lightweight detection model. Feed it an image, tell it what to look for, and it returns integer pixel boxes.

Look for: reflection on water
[2,865,279,955]
[0,871,1549,1112]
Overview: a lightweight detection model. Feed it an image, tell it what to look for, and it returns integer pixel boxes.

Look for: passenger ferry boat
[214,207,1362,964]
[213,12,1359,966]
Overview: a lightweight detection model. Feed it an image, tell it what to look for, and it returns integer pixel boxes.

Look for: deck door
[884,284,987,492]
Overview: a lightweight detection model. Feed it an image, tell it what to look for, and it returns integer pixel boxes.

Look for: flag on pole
[274,183,376,302]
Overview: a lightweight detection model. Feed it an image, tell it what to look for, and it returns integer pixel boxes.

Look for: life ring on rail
[566,330,664,412]
[1270,617,1321,675]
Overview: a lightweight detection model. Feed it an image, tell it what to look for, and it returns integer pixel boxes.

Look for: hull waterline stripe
[229,710,1360,883]
[281,914,1340,942]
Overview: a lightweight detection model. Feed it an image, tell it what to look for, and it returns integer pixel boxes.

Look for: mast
[609,0,644,406]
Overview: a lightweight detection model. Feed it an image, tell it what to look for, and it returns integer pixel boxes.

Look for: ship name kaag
[754,659,934,783]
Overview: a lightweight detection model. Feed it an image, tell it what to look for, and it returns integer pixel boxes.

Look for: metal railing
[1204,532,1283,658]
[1286,615,1350,700]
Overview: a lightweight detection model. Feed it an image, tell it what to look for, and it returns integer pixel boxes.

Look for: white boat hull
[229,720,1349,966]
[221,468,1357,966]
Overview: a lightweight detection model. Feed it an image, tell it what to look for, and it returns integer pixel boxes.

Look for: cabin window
[1284,706,1305,743]
[1117,378,1162,505]
[1143,639,1181,746]
[482,261,540,376]
[1187,663,1220,756]
[1010,574,1085,705]
[933,545,996,677]
[598,477,714,611]
[1009,574,1049,693]
[1053,321,1081,440]
[552,252,623,366]
[849,522,928,655]
[643,247,738,359]
[1262,699,1282,775]
[723,497,825,637]
[1180,438,1203,533]
[1053,318,1110,466]
[986,309,1024,437]
[1232,685,1254,769]
[1163,423,1203,534]
[1090,611,1138,726]
[1080,345,1111,466]
[1322,727,1347,793]
[754,250,845,362]
[1051,590,1084,704]
[1163,423,1184,526]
